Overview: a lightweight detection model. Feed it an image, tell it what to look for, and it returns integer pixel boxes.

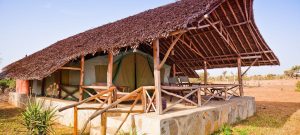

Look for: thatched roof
[0,0,279,80]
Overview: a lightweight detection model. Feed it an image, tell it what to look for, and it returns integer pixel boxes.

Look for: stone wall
[133,96,255,135]
[8,92,255,135]
[8,92,29,108]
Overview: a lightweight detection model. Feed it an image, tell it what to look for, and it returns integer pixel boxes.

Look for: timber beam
[158,33,183,69]
[204,15,240,57]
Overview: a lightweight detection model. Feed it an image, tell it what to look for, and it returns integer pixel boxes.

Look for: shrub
[212,124,232,135]
[22,98,57,135]
[235,128,248,135]
[0,79,16,89]
[296,81,300,92]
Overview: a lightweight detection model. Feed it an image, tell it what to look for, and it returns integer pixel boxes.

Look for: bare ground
[232,79,300,135]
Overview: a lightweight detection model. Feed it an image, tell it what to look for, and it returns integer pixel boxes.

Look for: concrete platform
[8,92,255,135]
[91,97,256,135]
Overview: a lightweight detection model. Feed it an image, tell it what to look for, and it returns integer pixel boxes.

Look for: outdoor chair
[178,76,201,86]
[168,77,184,102]
[168,76,180,86]
[178,76,201,103]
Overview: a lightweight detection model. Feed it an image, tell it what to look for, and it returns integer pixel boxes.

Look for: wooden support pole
[237,57,243,96]
[107,52,113,104]
[73,107,78,135]
[158,34,182,69]
[172,64,176,77]
[242,58,259,76]
[41,78,46,96]
[79,55,85,101]
[153,39,163,115]
[204,16,240,56]
[58,70,62,99]
[203,61,208,95]
[100,112,107,135]
[204,61,208,85]
[59,67,82,71]
[197,88,201,106]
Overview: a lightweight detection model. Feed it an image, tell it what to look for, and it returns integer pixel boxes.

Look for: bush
[0,79,16,89]
[296,81,300,92]
[212,124,232,135]
[22,98,57,135]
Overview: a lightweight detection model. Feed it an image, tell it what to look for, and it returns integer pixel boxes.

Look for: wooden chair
[178,76,201,103]
[178,76,191,86]
[168,77,185,102]
[178,76,201,86]
[168,77,180,86]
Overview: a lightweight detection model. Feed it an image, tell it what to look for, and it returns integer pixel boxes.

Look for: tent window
[95,65,108,83]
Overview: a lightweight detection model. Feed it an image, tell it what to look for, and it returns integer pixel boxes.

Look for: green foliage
[213,124,233,135]
[296,81,300,92]
[235,128,248,135]
[22,98,57,135]
[284,65,300,78]
[0,79,16,89]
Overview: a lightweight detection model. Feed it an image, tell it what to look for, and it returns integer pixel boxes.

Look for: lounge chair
[178,76,201,86]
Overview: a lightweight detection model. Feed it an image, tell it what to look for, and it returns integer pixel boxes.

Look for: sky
[0,0,299,76]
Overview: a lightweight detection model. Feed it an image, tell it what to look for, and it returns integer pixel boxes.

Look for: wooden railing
[58,87,115,135]
[58,86,155,135]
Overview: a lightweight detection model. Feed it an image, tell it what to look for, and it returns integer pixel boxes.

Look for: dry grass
[0,101,74,135]
[231,79,300,135]
[1,79,300,135]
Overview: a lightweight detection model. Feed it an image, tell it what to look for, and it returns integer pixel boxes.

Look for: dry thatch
[0,0,279,80]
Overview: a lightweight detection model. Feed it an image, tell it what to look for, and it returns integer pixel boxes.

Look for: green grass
[230,102,300,135]
[0,79,16,89]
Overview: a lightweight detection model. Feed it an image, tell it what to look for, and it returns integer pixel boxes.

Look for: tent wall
[32,50,171,97]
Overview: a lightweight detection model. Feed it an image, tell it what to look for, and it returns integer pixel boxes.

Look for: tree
[284,65,300,78]
[222,71,227,80]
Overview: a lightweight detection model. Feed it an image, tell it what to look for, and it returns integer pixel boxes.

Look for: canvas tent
[31,51,170,99]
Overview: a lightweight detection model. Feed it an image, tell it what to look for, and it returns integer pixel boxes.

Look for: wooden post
[41,78,46,96]
[237,57,244,96]
[197,88,201,107]
[73,107,78,135]
[204,61,208,95]
[153,39,163,114]
[79,55,85,101]
[100,112,107,135]
[172,64,176,77]
[142,88,147,112]
[57,71,62,99]
[172,49,176,77]
[107,52,113,104]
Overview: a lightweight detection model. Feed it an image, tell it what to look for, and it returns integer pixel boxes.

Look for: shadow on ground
[235,101,300,128]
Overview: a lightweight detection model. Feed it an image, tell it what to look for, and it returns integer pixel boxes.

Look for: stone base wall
[133,96,256,135]
[8,92,29,108]
[8,92,255,135]
[34,97,102,129]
